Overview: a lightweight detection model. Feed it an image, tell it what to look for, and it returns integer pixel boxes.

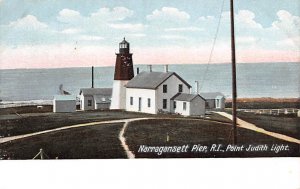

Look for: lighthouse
[110,38,134,109]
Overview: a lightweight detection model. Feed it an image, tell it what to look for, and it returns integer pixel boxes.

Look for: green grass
[0,107,231,138]
[235,111,300,140]
[0,105,53,115]
[1,118,299,159]
[225,101,300,109]
[125,119,300,158]
[203,112,232,123]
[0,123,126,159]
[0,110,152,137]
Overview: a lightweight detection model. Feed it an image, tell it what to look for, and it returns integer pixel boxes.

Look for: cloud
[236,10,263,29]
[222,10,262,29]
[108,23,146,32]
[57,7,134,25]
[164,26,203,32]
[8,15,48,30]
[57,9,81,23]
[218,10,299,50]
[90,7,133,21]
[198,16,215,21]
[56,7,140,35]
[272,10,300,37]
[276,37,300,47]
[146,7,190,23]
[60,28,81,34]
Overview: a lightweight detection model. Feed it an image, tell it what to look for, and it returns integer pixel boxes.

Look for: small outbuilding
[79,88,112,110]
[171,93,206,116]
[53,95,77,113]
[200,92,225,109]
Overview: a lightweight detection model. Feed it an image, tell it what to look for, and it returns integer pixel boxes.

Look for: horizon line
[1,61,299,71]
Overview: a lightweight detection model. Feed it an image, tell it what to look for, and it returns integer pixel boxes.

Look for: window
[173,101,176,109]
[130,97,133,105]
[148,98,151,107]
[163,85,167,93]
[205,101,209,108]
[163,99,167,109]
[183,102,186,110]
[88,100,92,106]
[178,84,183,93]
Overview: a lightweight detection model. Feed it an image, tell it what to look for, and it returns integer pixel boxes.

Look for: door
[138,97,142,111]
[216,99,220,108]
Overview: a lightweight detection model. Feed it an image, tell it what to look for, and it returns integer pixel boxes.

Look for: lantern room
[119,37,130,54]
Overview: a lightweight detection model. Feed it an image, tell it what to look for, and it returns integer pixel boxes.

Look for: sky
[0,0,299,69]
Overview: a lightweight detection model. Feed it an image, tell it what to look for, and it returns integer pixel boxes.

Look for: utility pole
[230,0,237,144]
[92,66,94,88]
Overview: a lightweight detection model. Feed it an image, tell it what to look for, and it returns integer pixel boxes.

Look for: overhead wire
[199,0,226,92]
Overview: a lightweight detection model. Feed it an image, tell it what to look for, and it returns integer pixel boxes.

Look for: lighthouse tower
[110,38,134,109]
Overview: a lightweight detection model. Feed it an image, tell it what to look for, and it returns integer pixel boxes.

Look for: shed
[200,92,225,109]
[79,88,112,110]
[53,95,77,113]
[171,93,206,116]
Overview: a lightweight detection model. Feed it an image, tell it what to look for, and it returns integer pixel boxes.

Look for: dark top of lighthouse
[119,37,130,54]
[114,37,134,80]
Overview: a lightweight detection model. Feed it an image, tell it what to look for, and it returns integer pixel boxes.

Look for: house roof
[200,92,225,99]
[125,71,191,89]
[171,93,205,102]
[79,88,112,96]
[54,95,77,101]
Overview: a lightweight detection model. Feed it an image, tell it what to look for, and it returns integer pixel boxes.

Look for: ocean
[0,62,299,101]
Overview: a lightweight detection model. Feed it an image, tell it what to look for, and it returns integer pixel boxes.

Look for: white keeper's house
[125,69,192,114]
[110,38,206,116]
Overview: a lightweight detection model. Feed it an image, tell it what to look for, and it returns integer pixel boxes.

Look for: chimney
[164,65,168,72]
[148,65,152,72]
[195,81,199,94]
[92,66,94,88]
[137,67,140,74]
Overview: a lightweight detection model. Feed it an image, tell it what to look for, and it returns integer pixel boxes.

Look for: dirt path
[215,112,300,144]
[118,118,153,159]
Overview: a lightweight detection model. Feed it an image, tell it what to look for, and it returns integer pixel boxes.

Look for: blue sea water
[0,63,299,101]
